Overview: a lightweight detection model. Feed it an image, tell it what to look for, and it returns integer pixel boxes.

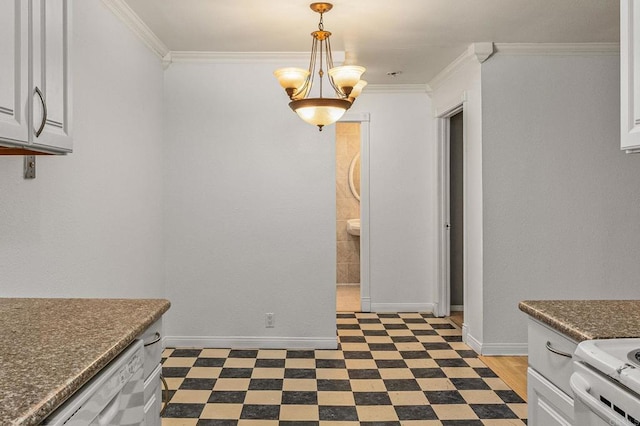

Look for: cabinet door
[30,0,72,153]
[621,0,640,153]
[528,367,574,426]
[0,0,29,144]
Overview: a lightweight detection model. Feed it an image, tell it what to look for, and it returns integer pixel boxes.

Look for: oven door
[571,362,640,426]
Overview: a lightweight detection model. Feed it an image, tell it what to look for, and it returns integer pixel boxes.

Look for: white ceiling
[123,0,619,85]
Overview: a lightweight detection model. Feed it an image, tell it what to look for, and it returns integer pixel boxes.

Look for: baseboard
[164,335,338,350]
[450,305,464,312]
[361,297,371,312]
[369,302,435,313]
[462,331,528,355]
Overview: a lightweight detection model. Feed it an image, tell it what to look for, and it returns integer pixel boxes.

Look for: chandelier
[274,3,367,131]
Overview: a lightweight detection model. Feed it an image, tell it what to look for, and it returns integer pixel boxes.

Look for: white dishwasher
[43,340,145,426]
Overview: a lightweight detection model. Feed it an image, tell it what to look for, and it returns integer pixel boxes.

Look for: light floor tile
[356,405,399,421]
[200,403,243,419]
[432,403,479,420]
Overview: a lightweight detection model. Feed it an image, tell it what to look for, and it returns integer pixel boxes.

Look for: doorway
[449,111,464,327]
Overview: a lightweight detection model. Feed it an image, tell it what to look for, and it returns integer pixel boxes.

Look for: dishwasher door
[43,340,145,426]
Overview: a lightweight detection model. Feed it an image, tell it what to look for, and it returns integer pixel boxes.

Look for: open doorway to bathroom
[449,111,464,327]
[336,122,361,312]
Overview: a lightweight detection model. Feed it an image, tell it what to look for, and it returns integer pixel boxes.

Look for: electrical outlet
[265,313,275,328]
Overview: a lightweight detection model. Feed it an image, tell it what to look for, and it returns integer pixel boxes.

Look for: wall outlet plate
[265,313,275,328]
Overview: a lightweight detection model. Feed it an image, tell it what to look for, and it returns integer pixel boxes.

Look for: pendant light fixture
[274,3,367,131]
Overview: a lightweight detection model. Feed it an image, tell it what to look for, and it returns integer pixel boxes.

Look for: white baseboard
[462,331,528,355]
[164,335,338,350]
[450,305,464,312]
[361,297,371,312]
[369,302,435,313]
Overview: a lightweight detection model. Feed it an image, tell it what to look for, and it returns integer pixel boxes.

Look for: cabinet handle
[144,332,161,347]
[545,341,572,358]
[160,374,169,416]
[34,87,47,137]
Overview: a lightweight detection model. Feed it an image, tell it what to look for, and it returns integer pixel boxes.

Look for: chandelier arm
[325,37,346,98]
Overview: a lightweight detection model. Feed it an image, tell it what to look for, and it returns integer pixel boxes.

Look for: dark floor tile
[358,318,382,323]
[337,313,356,318]
[368,343,397,351]
[282,391,318,405]
[441,421,484,426]
[412,329,438,335]
[337,324,361,329]
[384,324,409,330]
[348,369,381,379]
[207,391,246,403]
[411,368,447,378]
[375,360,408,369]
[279,422,319,426]
[228,350,258,358]
[254,358,285,368]
[495,389,526,403]
[284,368,316,379]
[339,335,367,343]
[378,313,400,318]
[421,313,436,318]
[343,351,373,359]
[403,318,428,323]
[432,323,455,329]
[353,392,392,405]
[425,390,466,404]
[474,367,499,377]
[400,351,430,359]
[443,335,463,342]
[171,349,203,357]
[450,378,491,390]
[470,404,518,419]
[457,350,478,358]
[248,379,283,390]
[194,358,225,367]
[163,403,205,418]
[319,405,358,421]
[395,405,438,420]
[436,359,469,368]
[219,368,253,378]
[162,367,191,378]
[317,379,352,391]
[287,350,315,358]
[362,330,390,336]
[179,378,216,390]
[390,335,419,343]
[383,379,421,391]
[316,359,346,369]
[239,404,280,420]
[196,420,238,426]
[360,422,400,426]
[423,342,453,350]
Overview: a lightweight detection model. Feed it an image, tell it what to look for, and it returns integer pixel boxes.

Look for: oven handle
[570,373,619,424]
[546,341,572,358]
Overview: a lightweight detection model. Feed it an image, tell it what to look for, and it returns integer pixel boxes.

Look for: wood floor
[336,288,528,402]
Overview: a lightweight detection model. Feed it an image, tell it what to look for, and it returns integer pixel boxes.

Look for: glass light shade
[348,80,368,100]
[289,98,352,129]
[328,65,366,90]
[274,67,310,90]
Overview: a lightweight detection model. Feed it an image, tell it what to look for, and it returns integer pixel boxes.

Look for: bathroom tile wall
[336,123,361,285]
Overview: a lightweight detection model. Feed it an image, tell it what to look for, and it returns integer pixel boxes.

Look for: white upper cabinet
[0,0,72,154]
[621,0,640,153]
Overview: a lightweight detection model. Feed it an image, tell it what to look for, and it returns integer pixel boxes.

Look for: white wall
[348,91,435,312]
[482,53,640,349]
[0,1,165,298]
[162,61,337,348]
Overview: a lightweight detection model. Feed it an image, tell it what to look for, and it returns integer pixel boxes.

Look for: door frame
[435,103,464,318]
[339,112,371,311]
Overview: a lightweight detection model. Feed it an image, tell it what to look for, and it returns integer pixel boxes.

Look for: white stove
[572,339,640,426]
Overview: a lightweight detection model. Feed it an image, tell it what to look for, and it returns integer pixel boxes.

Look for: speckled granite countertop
[0,298,170,426]
[519,300,640,342]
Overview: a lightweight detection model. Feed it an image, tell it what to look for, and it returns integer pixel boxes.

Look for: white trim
[361,297,371,312]
[428,43,494,91]
[450,305,464,312]
[100,0,170,58]
[341,112,370,122]
[365,84,430,94]
[370,303,435,313]
[494,42,620,56]
[480,343,529,356]
[164,335,338,350]
[465,331,482,354]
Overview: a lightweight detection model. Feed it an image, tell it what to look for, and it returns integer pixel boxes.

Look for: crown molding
[428,42,494,92]
[494,43,620,56]
[101,0,170,58]
[365,84,430,94]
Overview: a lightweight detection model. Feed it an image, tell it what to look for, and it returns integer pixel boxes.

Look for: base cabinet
[528,367,574,426]
[139,318,164,426]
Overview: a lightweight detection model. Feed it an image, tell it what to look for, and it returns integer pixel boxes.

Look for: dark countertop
[0,298,170,426]
[519,300,640,342]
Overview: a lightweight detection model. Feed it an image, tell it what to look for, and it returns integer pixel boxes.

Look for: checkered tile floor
[161,313,527,425]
